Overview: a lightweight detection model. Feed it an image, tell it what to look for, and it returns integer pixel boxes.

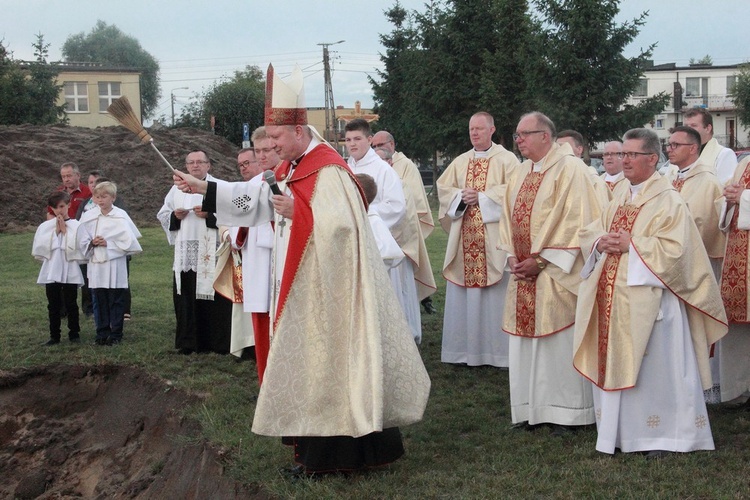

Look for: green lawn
[2,224,750,498]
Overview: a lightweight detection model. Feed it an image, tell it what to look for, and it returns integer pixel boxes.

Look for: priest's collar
[473,143,493,158]
[677,160,698,178]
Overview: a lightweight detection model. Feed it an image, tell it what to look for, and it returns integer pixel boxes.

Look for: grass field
[3,224,750,498]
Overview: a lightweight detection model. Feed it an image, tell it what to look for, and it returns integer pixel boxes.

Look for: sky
[2,0,749,123]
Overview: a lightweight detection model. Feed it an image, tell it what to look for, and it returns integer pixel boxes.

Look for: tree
[372,0,541,163]
[733,64,750,130]
[533,0,670,147]
[62,21,161,118]
[689,55,713,66]
[175,66,265,146]
[373,0,668,157]
[0,34,66,125]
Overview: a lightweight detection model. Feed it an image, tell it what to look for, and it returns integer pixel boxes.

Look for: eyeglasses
[666,142,694,150]
[185,160,209,166]
[512,130,545,141]
[254,148,274,155]
[602,152,620,158]
[237,160,256,168]
[371,141,392,149]
[618,152,655,160]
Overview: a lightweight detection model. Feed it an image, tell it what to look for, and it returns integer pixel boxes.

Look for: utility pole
[318,40,344,149]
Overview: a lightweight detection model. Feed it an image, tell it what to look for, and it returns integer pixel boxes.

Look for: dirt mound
[0,364,260,499]
[0,124,243,233]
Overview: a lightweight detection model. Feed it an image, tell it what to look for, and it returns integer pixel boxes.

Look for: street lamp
[171,87,189,126]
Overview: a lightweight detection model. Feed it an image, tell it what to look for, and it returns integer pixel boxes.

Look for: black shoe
[94,338,108,346]
[645,450,671,460]
[107,338,121,346]
[550,424,576,437]
[178,348,195,355]
[510,421,539,431]
[44,339,60,346]
[421,297,437,314]
[69,337,81,343]
[280,464,306,478]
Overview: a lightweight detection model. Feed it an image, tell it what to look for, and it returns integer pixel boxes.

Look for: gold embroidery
[461,158,490,287]
[596,204,641,386]
[231,252,244,303]
[672,178,685,192]
[511,171,545,336]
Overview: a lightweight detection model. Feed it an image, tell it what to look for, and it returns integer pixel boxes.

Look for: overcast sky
[2,0,749,122]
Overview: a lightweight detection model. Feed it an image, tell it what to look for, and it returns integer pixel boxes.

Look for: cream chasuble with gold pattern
[500,143,601,337]
[438,143,518,287]
[210,144,430,438]
[672,161,725,259]
[575,172,728,391]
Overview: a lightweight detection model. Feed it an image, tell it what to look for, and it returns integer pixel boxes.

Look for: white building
[627,62,747,150]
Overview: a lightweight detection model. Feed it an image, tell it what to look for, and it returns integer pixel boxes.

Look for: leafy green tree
[531,0,670,147]
[0,34,66,125]
[62,21,161,118]
[372,0,540,163]
[373,0,668,157]
[371,3,434,162]
[175,66,265,146]
[733,64,750,130]
[689,55,713,66]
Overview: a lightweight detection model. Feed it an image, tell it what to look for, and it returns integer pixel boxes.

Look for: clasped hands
[508,256,543,282]
[596,229,631,254]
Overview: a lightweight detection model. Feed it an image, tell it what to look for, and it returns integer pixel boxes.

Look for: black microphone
[263,169,283,196]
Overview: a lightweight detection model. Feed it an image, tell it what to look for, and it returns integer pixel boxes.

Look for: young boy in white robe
[356,175,405,272]
[32,191,86,345]
[78,182,142,345]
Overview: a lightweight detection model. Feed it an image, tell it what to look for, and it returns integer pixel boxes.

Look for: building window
[634,79,648,97]
[64,81,88,113]
[98,82,121,112]
[686,77,701,97]
[655,118,664,129]
[727,75,737,95]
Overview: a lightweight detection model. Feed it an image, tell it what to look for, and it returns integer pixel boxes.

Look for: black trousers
[46,283,80,340]
[173,271,231,353]
[292,427,405,473]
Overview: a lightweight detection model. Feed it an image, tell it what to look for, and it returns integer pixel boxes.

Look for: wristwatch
[534,255,547,270]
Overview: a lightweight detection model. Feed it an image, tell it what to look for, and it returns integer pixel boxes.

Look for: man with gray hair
[372,132,438,315]
[500,111,600,435]
[575,127,726,457]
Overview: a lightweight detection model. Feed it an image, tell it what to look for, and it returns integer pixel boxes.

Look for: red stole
[461,158,490,287]
[595,204,641,386]
[272,145,361,327]
[511,171,545,336]
[721,163,750,323]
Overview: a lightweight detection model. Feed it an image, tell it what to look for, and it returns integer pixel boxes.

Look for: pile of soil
[0,364,259,499]
[0,124,243,233]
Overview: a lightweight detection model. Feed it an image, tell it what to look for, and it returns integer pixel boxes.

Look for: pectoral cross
[278,218,286,237]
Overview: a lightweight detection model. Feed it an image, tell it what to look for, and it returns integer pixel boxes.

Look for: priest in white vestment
[575,128,727,456]
[500,113,600,433]
[438,112,519,367]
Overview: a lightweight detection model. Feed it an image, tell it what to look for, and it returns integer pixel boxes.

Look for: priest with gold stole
[438,111,519,367]
[574,128,727,457]
[500,112,600,435]
[172,64,430,477]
